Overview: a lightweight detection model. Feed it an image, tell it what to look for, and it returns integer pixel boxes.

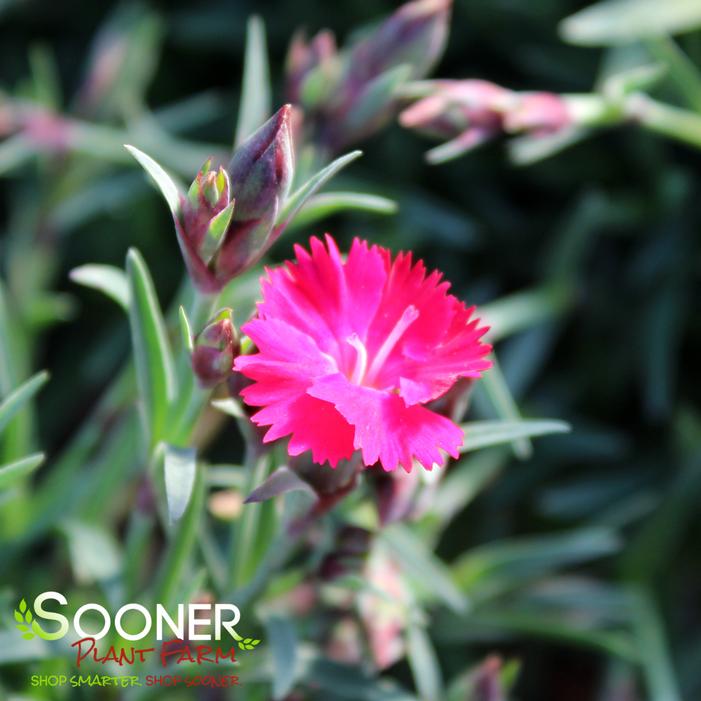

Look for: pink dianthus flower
[234,235,491,472]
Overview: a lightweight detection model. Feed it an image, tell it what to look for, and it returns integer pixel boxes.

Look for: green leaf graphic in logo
[239,637,261,651]
[14,598,35,640]
[230,629,262,651]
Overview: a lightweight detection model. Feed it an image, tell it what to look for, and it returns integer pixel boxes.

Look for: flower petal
[235,318,355,466]
[366,251,491,402]
[398,303,492,405]
[308,373,463,472]
[256,236,386,375]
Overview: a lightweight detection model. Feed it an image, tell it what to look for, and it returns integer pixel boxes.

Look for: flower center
[345,305,419,386]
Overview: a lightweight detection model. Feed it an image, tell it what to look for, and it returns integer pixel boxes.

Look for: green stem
[228,447,270,587]
[166,289,218,446]
[645,38,701,114]
[627,94,701,150]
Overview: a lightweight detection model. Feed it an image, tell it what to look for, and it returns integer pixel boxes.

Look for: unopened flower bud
[399,80,512,154]
[285,29,337,106]
[289,0,452,153]
[473,656,505,701]
[400,80,573,162]
[502,91,572,136]
[214,105,295,281]
[348,0,452,84]
[191,309,238,387]
[175,159,235,293]
[228,105,294,221]
[174,106,295,292]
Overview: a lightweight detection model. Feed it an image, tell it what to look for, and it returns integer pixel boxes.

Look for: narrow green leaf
[70,264,130,310]
[125,144,182,215]
[200,200,235,264]
[0,372,49,436]
[155,466,205,610]
[645,37,701,113]
[0,453,44,490]
[276,151,363,233]
[460,419,570,454]
[601,63,666,100]
[178,306,194,353]
[61,519,122,584]
[427,449,508,538]
[126,248,177,445]
[382,525,467,613]
[425,132,488,164]
[211,397,247,419]
[508,128,588,166]
[407,624,443,701]
[29,44,61,109]
[288,191,398,232]
[480,285,572,342]
[560,0,701,45]
[245,466,317,504]
[229,452,273,588]
[453,528,621,601]
[235,16,271,146]
[480,355,532,459]
[164,444,197,524]
[443,608,637,661]
[631,586,682,701]
[0,135,36,177]
[304,658,419,701]
[265,615,298,700]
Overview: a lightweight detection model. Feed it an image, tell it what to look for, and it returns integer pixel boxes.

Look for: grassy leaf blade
[0,372,49,436]
[0,453,45,490]
[126,248,176,445]
[125,144,182,215]
[276,151,363,233]
[235,16,271,146]
[70,264,130,310]
[164,444,197,524]
[460,419,570,453]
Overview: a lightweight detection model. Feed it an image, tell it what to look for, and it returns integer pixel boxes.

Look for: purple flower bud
[215,105,295,282]
[400,80,512,150]
[473,656,505,701]
[285,29,337,105]
[191,309,238,387]
[400,80,573,161]
[174,106,295,292]
[174,159,234,293]
[228,105,294,220]
[289,0,452,153]
[347,0,452,85]
[181,161,232,250]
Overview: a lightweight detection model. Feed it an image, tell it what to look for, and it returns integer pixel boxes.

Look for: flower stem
[626,94,701,150]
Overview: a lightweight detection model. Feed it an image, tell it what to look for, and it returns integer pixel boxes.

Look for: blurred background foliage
[1,0,700,700]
